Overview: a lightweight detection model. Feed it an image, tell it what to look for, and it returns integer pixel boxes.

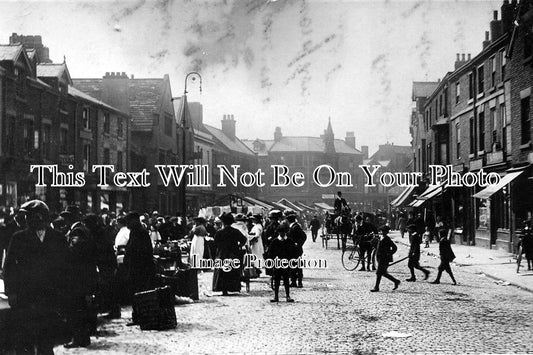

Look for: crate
[133,286,177,331]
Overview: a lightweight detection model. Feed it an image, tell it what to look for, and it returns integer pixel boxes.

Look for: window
[43,124,51,159]
[456,82,460,104]
[83,144,91,171]
[82,107,90,130]
[524,31,533,59]
[103,148,110,165]
[477,65,484,95]
[521,97,531,144]
[439,95,442,116]
[6,117,15,155]
[444,87,448,116]
[468,72,474,100]
[427,143,432,165]
[456,123,461,159]
[500,49,506,82]
[103,112,110,134]
[15,67,25,97]
[490,56,496,87]
[117,117,123,138]
[500,104,507,153]
[479,111,485,151]
[164,114,172,137]
[490,108,498,147]
[470,117,476,154]
[117,151,123,171]
[23,120,34,156]
[59,128,68,154]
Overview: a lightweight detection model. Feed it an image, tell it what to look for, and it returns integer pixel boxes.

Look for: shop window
[476,199,489,229]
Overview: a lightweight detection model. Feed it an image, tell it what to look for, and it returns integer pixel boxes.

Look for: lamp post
[174,72,202,216]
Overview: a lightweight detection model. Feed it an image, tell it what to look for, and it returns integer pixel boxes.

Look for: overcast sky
[1,0,502,155]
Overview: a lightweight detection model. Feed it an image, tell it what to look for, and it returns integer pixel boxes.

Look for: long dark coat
[123,225,155,293]
[376,235,397,263]
[212,226,247,292]
[288,222,306,257]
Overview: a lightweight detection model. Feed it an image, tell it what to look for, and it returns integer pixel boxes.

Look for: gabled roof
[412,81,439,100]
[68,85,126,115]
[73,77,166,131]
[267,136,362,155]
[37,63,72,85]
[128,78,164,131]
[204,124,255,156]
[25,48,36,60]
[0,44,22,61]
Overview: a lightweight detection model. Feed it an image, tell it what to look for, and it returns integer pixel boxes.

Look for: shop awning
[390,186,416,207]
[296,201,315,211]
[314,202,334,211]
[473,169,525,199]
[408,183,445,207]
[244,196,274,210]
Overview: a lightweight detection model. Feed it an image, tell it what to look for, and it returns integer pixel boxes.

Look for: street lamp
[173,72,202,216]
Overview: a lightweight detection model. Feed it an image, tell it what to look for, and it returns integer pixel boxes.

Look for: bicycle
[341,236,362,271]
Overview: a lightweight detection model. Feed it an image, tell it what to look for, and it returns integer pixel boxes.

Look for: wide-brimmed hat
[219,213,235,225]
[20,200,50,220]
[234,213,246,222]
[268,209,282,218]
[286,214,297,223]
[59,205,81,218]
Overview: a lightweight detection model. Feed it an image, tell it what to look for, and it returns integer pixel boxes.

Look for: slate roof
[0,44,22,61]
[37,63,66,78]
[267,136,362,155]
[73,77,164,131]
[204,124,255,156]
[412,81,439,100]
[68,85,126,115]
[128,78,163,132]
[241,139,275,156]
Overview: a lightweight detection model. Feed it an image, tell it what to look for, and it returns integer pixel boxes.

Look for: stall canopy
[473,168,526,199]
[408,182,445,207]
[277,198,304,212]
[296,201,315,212]
[314,202,334,211]
[390,185,417,208]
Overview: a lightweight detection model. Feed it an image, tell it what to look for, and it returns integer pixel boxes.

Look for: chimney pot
[485,31,489,40]
[121,72,126,77]
[494,10,498,20]
[456,53,460,60]
[105,72,110,77]
[468,53,471,60]
[131,74,134,79]
[462,53,466,61]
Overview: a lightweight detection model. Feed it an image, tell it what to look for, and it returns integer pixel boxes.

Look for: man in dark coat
[0,211,25,272]
[212,213,248,296]
[334,191,347,215]
[431,230,457,285]
[309,215,320,243]
[4,200,70,354]
[263,210,281,252]
[267,223,297,302]
[406,224,430,282]
[371,226,400,292]
[354,215,378,271]
[286,214,306,288]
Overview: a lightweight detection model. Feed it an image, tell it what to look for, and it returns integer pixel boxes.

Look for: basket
[133,286,177,331]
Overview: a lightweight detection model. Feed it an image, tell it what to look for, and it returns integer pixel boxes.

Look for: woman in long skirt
[212,213,248,295]
[189,217,207,264]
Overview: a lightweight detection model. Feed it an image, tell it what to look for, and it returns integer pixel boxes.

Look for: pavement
[1,231,532,354]
[389,231,533,293]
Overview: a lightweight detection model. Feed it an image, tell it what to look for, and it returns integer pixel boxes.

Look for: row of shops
[391,164,533,253]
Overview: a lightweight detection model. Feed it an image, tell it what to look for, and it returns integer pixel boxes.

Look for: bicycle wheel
[342,246,361,271]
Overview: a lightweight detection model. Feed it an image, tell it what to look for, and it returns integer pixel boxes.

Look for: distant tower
[323,117,336,154]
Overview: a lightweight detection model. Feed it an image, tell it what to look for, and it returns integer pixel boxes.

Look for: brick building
[409,0,533,252]
[243,120,364,208]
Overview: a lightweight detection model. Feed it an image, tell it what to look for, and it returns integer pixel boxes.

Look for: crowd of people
[0,199,312,353]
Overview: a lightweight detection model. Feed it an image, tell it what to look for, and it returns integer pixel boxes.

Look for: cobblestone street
[55,231,533,355]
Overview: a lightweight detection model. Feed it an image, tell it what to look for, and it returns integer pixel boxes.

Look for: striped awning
[473,169,525,199]
[390,186,416,207]
[408,183,445,207]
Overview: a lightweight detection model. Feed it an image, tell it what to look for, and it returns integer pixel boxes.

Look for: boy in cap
[267,222,297,302]
[370,226,400,292]
[406,224,430,282]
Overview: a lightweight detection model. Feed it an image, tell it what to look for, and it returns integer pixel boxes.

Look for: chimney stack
[361,145,369,160]
[274,127,282,142]
[455,53,469,69]
[102,71,130,114]
[490,10,502,41]
[483,31,491,49]
[221,114,236,141]
[501,0,513,33]
[345,132,356,149]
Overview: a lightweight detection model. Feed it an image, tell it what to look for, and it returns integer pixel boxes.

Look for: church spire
[324,117,336,154]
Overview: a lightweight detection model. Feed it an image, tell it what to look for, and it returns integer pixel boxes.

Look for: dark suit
[267,236,298,299]
[288,222,306,286]
[4,227,70,353]
[212,226,247,293]
[373,235,400,289]
[434,238,457,284]
[407,231,429,280]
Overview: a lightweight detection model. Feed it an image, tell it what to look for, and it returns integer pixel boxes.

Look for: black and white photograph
[0,0,533,354]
